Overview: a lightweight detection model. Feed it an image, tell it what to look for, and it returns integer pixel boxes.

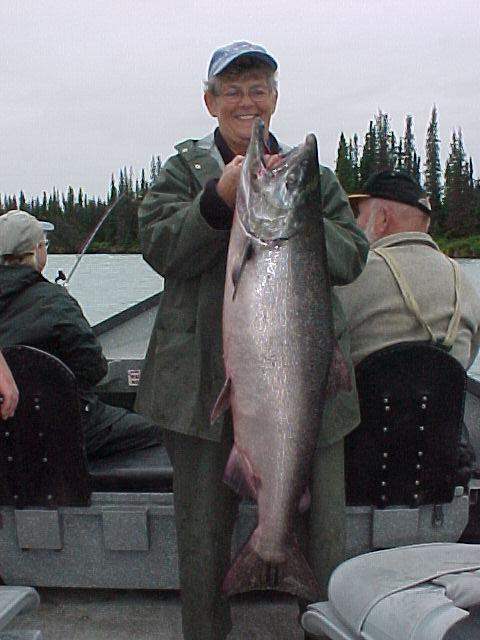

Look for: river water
[44,254,480,380]
[44,254,164,326]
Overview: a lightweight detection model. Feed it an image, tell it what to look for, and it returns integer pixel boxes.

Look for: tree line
[335,106,480,245]
[0,156,162,254]
[1,106,479,254]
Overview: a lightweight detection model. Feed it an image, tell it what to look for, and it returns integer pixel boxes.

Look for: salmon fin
[298,487,311,513]
[232,239,254,300]
[223,445,258,500]
[223,530,319,601]
[326,341,353,397]
[210,378,232,424]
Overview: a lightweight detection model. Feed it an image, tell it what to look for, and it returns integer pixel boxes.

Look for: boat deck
[11,588,303,639]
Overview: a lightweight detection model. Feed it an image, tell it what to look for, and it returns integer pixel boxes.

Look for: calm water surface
[44,254,163,326]
[44,255,480,380]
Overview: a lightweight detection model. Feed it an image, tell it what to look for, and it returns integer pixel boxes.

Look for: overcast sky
[2,0,479,201]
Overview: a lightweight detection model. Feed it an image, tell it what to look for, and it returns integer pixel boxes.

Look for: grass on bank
[435,236,480,258]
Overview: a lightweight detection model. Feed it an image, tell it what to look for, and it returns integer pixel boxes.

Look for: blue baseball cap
[207,41,277,80]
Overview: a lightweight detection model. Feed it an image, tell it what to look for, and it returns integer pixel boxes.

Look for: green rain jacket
[0,265,107,394]
[136,131,369,447]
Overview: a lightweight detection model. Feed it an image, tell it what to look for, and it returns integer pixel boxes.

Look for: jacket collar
[371,232,440,252]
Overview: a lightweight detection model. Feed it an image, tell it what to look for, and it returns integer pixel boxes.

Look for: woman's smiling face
[204,71,277,156]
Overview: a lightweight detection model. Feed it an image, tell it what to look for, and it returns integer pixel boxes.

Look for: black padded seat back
[88,445,173,492]
[1,345,91,507]
[345,342,466,508]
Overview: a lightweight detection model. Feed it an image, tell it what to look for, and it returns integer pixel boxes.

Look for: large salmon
[212,118,334,601]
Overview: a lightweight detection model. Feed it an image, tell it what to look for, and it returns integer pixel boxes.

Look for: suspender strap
[373,247,461,349]
[443,257,462,348]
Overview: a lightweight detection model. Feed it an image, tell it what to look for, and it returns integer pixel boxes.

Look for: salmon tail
[210,378,231,424]
[223,531,319,601]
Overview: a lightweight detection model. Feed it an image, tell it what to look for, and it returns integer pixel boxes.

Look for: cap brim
[39,221,54,232]
[210,51,277,78]
[348,194,370,202]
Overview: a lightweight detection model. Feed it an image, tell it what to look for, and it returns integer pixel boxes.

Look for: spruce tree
[140,168,147,194]
[109,174,118,203]
[376,111,391,170]
[335,132,355,193]
[389,131,397,170]
[402,115,415,174]
[444,129,476,236]
[18,191,27,211]
[360,121,377,183]
[397,139,404,170]
[424,105,443,232]
[350,134,361,189]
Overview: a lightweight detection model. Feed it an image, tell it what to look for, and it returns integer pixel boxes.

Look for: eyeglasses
[38,238,49,249]
[218,86,272,103]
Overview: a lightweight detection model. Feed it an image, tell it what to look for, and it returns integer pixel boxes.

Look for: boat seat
[88,445,173,492]
[345,342,466,509]
[301,543,480,640]
[0,345,91,507]
[0,345,173,503]
[0,345,179,591]
[342,342,470,558]
[0,586,41,639]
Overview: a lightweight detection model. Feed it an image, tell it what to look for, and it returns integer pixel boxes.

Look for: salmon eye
[285,173,297,190]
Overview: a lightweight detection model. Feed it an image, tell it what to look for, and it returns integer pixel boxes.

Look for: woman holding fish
[136,41,369,640]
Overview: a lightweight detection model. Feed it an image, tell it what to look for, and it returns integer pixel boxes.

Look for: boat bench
[0,587,41,640]
[0,345,254,590]
[301,543,480,640]
[0,343,474,590]
[88,445,173,493]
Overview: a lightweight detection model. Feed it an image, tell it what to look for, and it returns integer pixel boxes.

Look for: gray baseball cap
[207,41,277,79]
[0,210,54,256]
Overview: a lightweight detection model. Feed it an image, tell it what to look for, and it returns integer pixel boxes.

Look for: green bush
[434,235,480,258]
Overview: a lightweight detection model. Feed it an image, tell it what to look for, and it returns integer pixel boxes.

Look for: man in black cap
[337,169,480,369]
[136,40,368,639]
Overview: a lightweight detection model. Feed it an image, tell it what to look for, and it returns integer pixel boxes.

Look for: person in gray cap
[136,41,368,639]
[0,210,163,457]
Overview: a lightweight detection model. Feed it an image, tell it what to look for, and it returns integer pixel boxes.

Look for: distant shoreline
[435,236,480,259]
[47,238,480,260]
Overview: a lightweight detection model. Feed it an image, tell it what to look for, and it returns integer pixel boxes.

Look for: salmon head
[236,117,321,243]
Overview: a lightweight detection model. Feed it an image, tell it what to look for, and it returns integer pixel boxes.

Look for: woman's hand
[216,156,244,209]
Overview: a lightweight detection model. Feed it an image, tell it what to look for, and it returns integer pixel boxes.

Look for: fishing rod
[57,193,127,287]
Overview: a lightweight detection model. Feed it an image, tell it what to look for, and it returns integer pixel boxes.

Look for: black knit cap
[349,170,431,215]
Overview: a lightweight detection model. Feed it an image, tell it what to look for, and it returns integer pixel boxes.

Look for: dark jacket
[0,265,107,403]
[136,131,369,446]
